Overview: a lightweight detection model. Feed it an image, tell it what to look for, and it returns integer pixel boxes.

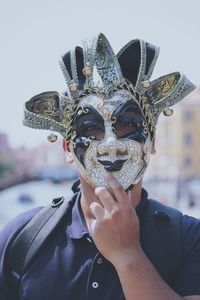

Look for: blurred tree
[0,155,13,177]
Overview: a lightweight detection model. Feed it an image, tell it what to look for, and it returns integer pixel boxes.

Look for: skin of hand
[87,171,142,267]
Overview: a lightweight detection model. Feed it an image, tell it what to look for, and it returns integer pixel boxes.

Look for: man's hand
[86,173,199,299]
[88,171,142,268]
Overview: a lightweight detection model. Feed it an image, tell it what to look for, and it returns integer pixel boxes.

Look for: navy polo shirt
[0,190,200,299]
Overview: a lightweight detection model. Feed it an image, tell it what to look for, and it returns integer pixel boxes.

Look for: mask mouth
[97,159,127,171]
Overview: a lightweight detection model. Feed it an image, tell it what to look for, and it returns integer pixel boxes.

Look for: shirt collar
[68,188,149,239]
[136,188,148,217]
[68,193,89,239]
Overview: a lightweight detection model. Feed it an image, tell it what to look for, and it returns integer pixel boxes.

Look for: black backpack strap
[6,193,79,293]
[71,179,80,193]
[141,199,183,283]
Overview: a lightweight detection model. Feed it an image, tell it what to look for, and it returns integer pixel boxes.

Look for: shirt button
[97,257,102,264]
[87,237,92,243]
[92,282,99,288]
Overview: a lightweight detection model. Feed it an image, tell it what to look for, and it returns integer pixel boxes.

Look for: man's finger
[90,202,105,220]
[102,171,127,204]
[95,187,116,212]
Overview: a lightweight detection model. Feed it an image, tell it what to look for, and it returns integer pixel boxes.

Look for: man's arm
[115,246,200,300]
[87,172,200,300]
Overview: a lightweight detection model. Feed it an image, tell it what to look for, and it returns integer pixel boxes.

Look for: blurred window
[183,110,193,122]
[184,156,193,167]
[184,132,193,146]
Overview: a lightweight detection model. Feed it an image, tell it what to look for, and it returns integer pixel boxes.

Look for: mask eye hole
[113,112,141,138]
[72,106,105,140]
[80,121,105,139]
[114,120,137,138]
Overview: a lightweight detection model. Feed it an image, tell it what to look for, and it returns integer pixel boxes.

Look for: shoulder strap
[141,199,183,283]
[6,193,79,292]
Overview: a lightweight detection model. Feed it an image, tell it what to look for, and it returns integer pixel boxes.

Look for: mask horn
[117,40,159,91]
[59,46,86,96]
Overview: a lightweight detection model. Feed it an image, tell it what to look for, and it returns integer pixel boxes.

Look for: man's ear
[151,137,156,154]
[62,139,74,164]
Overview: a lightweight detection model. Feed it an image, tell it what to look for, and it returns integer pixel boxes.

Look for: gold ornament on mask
[142,80,151,88]
[47,133,58,142]
[163,107,173,116]
[82,66,93,76]
[69,83,78,93]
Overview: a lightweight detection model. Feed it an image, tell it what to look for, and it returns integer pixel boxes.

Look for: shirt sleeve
[172,215,200,297]
[0,207,42,300]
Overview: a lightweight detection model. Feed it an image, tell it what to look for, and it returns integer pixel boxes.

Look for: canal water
[0,180,199,230]
[0,180,74,229]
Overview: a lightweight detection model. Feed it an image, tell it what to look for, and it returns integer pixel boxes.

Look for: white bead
[97,257,102,264]
[92,282,99,288]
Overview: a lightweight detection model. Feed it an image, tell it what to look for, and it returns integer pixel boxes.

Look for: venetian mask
[69,90,152,190]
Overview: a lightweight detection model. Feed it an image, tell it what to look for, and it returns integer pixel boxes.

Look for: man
[0,33,200,299]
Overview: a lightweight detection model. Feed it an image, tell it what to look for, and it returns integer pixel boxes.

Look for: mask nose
[97,128,127,160]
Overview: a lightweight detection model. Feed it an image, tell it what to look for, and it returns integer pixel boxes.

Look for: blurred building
[33,141,66,170]
[10,146,35,177]
[0,133,9,152]
[150,88,200,180]
[0,133,77,189]
[180,94,200,179]
[29,139,78,181]
[0,133,13,178]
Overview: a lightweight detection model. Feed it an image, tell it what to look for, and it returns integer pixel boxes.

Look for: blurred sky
[0,0,200,148]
